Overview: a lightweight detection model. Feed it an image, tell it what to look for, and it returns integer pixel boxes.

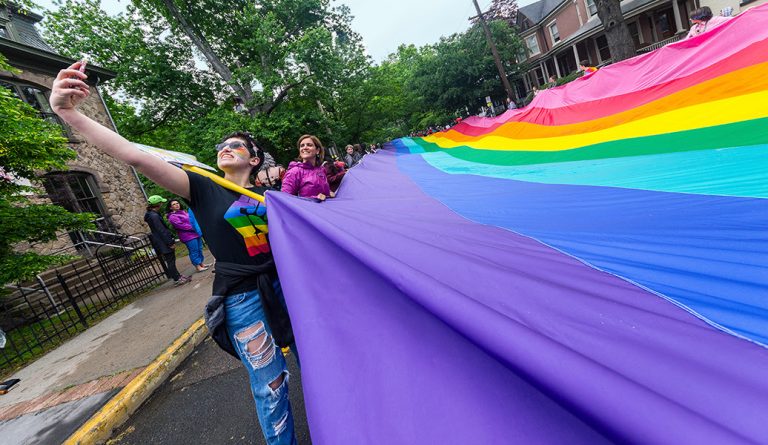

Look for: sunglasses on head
[216,141,255,156]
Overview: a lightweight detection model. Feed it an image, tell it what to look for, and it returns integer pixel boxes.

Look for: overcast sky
[35,0,535,63]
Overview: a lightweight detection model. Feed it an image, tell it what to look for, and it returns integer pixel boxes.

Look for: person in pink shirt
[686,6,732,39]
[281,134,331,200]
[167,199,209,272]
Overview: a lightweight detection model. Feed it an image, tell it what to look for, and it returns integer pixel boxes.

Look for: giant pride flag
[266,5,768,444]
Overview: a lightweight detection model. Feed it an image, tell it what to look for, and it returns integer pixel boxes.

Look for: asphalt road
[110,336,312,444]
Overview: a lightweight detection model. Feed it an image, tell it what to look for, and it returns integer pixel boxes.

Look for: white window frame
[515,48,528,63]
[548,21,560,44]
[525,34,540,56]
[586,0,598,16]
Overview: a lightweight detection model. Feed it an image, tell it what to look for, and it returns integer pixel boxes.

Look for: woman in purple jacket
[167,199,209,272]
[280,134,331,200]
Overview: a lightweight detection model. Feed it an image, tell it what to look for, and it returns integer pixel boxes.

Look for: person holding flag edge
[50,61,298,445]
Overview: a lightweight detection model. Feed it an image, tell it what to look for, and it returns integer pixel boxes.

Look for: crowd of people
[143,137,377,285]
[143,194,212,287]
[254,141,378,197]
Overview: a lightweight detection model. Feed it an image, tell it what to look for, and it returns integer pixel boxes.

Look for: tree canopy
[42,1,524,160]
[411,21,525,116]
[43,0,370,162]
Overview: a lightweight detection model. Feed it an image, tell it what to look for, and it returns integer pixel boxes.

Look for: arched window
[43,172,117,238]
[0,78,72,138]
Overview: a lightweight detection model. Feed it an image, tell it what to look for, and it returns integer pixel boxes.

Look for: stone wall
[3,66,149,255]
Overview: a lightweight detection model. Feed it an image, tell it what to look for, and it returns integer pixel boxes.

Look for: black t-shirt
[185,171,275,294]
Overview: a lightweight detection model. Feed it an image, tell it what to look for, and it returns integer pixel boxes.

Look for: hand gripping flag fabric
[266,6,768,444]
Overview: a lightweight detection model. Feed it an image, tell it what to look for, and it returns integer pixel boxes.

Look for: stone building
[1,5,147,254]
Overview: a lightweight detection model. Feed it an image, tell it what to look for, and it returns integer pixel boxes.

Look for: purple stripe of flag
[267,149,768,444]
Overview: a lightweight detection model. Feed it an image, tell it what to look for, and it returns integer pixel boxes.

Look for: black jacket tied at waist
[204,262,295,358]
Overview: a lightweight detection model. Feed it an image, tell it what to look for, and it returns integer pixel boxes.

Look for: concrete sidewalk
[0,259,214,445]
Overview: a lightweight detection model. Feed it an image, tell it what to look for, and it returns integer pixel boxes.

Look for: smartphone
[73,58,88,93]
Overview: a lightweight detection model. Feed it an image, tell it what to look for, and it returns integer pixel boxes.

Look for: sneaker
[174,276,192,286]
[196,265,209,272]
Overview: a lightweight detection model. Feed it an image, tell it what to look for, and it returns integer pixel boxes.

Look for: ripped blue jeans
[224,281,297,445]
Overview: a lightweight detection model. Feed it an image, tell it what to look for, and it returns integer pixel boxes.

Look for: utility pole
[471,0,514,101]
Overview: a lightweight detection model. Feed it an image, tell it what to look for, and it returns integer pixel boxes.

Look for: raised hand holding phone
[50,61,192,200]
[50,60,90,113]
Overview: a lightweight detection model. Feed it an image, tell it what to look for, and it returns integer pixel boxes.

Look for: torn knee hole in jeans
[235,321,264,342]
[235,321,276,369]
[269,371,286,391]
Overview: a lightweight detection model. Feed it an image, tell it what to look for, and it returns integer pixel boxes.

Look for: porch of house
[518,0,698,93]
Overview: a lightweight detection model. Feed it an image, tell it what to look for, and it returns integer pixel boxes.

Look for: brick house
[0,5,148,254]
[513,0,766,96]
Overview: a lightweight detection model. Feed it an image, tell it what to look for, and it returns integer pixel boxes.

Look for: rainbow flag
[267,6,768,443]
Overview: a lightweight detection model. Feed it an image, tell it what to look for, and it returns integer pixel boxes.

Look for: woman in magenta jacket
[281,134,331,200]
[167,199,209,272]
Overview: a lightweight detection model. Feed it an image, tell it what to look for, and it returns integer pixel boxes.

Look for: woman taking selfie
[50,61,298,445]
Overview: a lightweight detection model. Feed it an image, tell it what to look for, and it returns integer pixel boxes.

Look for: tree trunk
[158,0,254,109]
[594,0,636,63]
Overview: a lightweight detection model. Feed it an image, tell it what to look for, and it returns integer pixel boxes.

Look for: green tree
[42,1,524,151]
[0,55,94,286]
[336,20,526,140]
[43,0,220,133]
[43,0,368,161]
[410,21,525,116]
[334,44,426,143]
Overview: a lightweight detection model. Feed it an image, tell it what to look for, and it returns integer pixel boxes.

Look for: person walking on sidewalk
[50,61,297,445]
[167,199,209,272]
[144,196,191,286]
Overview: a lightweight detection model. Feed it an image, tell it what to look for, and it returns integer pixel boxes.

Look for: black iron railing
[0,234,166,374]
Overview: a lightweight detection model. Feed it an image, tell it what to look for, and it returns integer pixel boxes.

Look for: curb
[63,318,208,445]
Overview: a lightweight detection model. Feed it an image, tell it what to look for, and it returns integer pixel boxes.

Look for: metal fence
[0,233,166,373]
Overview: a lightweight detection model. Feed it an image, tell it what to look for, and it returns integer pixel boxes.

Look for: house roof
[8,9,56,52]
[566,0,662,44]
[518,0,563,25]
[1,5,116,81]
